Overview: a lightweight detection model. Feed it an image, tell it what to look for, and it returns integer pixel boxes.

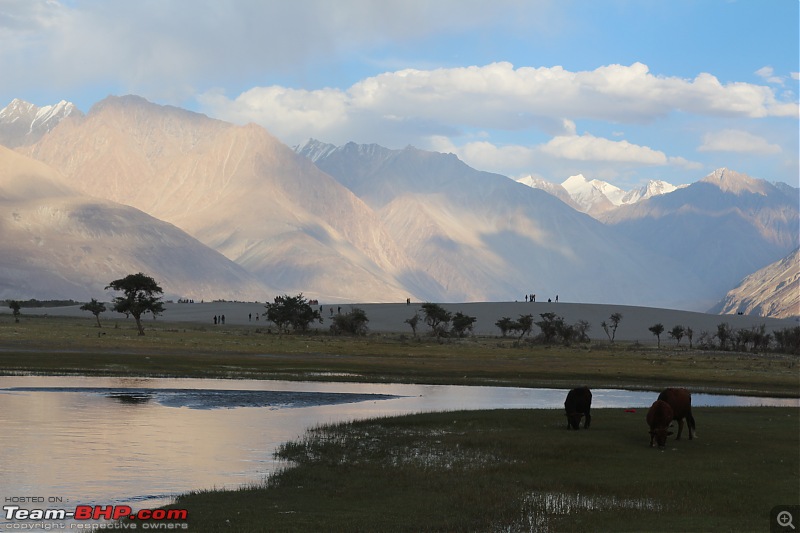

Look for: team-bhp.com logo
[4,504,188,529]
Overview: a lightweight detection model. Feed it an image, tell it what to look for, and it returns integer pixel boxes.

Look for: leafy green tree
[774,326,800,354]
[669,325,685,346]
[515,314,534,341]
[495,317,514,337]
[649,323,664,348]
[330,308,369,336]
[451,312,476,337]
[8,300,21,323]
[574,320,591,343]
[535,312,563,344]
[106,273,164,336]
[601,312,623,343]
[749,324,770,352]
[686,327,694,349]
[405,313,421,337]
[716,323,732,350]
[80,298,107,328]
[421,303,452,338]
[264,293,322,333]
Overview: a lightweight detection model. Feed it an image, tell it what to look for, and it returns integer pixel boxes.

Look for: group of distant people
[213,315,225,325]
[523,294,558,303]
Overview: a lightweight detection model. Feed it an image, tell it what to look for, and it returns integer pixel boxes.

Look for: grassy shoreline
[158,407,799,532]
[1,315,798,397]
[3,315,799,531]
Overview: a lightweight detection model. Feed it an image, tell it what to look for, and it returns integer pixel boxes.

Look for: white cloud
[199,86,350,140]
[427,132,702,185]
[201,62,797,149]
[430,137,535,174]
[755,66,785,85]
[539,134,668,164]
[698,130,782,155]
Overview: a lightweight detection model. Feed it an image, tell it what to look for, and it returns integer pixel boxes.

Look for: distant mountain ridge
[19,96,435,302]
[0,145,272,301]
[295,138,708,308]
[600,168,799,299]
[710,248,799,319]
[0,95,796,314]
[0,98,82,148]
[518,173,685,217]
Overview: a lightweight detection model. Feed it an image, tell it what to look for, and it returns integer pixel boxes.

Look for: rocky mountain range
[0,144,272,301]
[295,139,708,308]
[0,98,82,148]
[710,248,799,319]
[518,173,685,217]
[0,96,797,315]
[600,168,798,300]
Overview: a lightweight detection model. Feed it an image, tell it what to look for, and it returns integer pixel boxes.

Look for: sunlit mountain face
[0,97,796,314]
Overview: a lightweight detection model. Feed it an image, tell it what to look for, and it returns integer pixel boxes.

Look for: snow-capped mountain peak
[560,174,622,215]
[620,180,683,204]
[518,173,686,217]
[0,98,82,148]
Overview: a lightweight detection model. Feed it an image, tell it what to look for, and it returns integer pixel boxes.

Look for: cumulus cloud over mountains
[2,1,797,189]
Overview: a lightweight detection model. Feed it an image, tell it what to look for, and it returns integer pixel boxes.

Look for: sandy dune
[16,300,798,345]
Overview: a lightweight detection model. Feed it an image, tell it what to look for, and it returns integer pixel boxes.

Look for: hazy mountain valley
[1,96,797,317]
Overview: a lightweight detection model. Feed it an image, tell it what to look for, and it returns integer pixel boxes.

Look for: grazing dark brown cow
[657,387,696,440]
[646,399,674,447]
[564,386,592,430]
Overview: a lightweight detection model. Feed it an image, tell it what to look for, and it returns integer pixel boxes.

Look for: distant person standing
[213,316,217,325]
[555,295,559,303]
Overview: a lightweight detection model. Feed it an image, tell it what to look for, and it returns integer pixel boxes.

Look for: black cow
[646,399,674,448]
[564,386,592,430]
[657,387,696,440]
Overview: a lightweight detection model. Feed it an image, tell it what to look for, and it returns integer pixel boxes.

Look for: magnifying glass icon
[778,510,796,530]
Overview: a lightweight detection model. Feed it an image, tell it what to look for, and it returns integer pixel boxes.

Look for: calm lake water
[0,375,797,524]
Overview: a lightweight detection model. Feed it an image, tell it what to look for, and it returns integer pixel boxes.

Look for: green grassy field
[2,314,798,531]
[158,407,799,532]
[1,315,798,396]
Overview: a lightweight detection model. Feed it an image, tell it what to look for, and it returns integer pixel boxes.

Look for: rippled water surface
[1,375,796,523]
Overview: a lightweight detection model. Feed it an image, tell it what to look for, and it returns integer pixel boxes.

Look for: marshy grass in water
[146,406,799,532]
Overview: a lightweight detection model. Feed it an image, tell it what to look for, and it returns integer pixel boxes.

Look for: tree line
[4,278,799,354]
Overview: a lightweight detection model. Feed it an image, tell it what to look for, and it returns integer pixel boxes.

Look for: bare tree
[602,312,623,343]
[405,313,420,337]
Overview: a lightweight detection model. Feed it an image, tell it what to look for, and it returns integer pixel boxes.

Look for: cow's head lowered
[649,426,674,448]
[565,412,585,430]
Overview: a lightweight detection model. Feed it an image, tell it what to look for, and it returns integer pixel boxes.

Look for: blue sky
[2,0,798,188]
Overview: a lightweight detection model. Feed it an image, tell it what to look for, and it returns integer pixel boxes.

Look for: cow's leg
[584,411,591,429]
[687,413,695,439]
[675,418,684,440]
